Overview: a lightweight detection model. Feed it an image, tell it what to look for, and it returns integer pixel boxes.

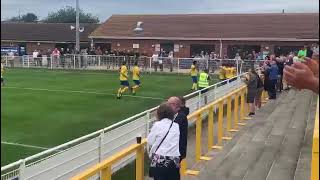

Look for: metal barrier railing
[70,85,270,179]
[1,55,261,76]
[311,97,319,180]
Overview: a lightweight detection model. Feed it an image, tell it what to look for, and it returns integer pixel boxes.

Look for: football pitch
[1,68,219,167]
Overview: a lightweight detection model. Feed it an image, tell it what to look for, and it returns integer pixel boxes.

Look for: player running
[131,61,141,95]
[190,60,198,91]
[117,61,130,99]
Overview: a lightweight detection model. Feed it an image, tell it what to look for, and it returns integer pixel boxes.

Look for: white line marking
[3,86,164,100]
[1,141,50,150]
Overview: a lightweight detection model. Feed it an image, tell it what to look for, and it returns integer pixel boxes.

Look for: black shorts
[1,77,3,83]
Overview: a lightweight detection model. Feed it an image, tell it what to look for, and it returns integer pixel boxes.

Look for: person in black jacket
[167,96,188,162]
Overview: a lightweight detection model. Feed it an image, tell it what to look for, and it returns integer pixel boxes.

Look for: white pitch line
[3,86,164,100]
[1,141,50,150]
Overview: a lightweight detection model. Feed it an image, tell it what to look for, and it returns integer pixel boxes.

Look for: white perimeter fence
[1,54,261,75]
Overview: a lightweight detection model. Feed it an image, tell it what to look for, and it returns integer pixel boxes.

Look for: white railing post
[50,56,53,69]
[197,91,201,109]
[98,131,103,162]
[5,56,8,67]
[27,56,30,68]
[145,111,151,152]
[98,56,101,68]
[73,55,76,69]
[149,57,152,74]
[177,58,180,74]
[19,159,26,180]
[79,54,81,69]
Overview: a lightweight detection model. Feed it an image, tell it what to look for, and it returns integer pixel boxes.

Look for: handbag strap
[154,114,178,154]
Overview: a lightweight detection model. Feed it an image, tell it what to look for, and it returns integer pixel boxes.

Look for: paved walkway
[181,89,318,180]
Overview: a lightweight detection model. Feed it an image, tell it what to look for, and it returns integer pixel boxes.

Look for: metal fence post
[197,91,201,109]
[50,56,53,69]
[177,58,180,74]
[19,159,26,180]
[27,56,30,68]
[73,55,76,69]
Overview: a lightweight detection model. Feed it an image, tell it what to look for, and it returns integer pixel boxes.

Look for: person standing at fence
[168,51,174,72]
[52,48,60,68]
[265,60,279,99]
[254,70,264,109]
[131,61,141,95]
[242,69,258,116]
[190,61,198,91]
[148,103,181,180]
[117,61,130,99]
[152,52,159,72]
[276,56,285,92]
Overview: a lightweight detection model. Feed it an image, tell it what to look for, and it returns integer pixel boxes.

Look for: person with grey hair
[167,97,188,165]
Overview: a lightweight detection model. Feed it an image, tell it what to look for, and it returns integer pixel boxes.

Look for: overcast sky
[1,0,319,22]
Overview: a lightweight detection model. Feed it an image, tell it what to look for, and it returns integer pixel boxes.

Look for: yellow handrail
[311,98,319,180]
[70,140,146,180]
[71,85,270,179]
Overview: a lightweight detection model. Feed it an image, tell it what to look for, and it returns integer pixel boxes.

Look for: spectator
[37,50,43,66]
[283,55,294,90]
[242,69,258,116]
[284,51,319,94]
[265,60,279,99]
[276,57,285,92]
[152,52,159,72]
[46,49,52,68]
[254,70,264,109]
[147,103,180,180]
[168,51,174,72]
[52,48,61,67]
[33,49,39,66]
[297,44,308,61]
[159,49,165,71]
[8,50,15,67]
[95,46,102,55]
[167,96,188,164]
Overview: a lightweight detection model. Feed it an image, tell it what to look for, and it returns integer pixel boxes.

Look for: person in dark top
[167,96,188,162]
[276,57,285,92]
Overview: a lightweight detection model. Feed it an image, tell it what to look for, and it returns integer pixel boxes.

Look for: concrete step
[294,93,318,180]
[182,89,317,180]
[265,90,314,180]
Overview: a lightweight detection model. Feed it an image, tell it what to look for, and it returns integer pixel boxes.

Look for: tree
[21,13,38,22]
[8,13,38,22]
[44,6,99,23]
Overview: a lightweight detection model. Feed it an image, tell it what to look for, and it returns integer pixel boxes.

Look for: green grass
[1,68,207,167]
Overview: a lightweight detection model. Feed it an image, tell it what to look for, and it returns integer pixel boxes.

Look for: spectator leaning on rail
[284,49,319,94]
[147,103,181,180]
[242,69,258,116]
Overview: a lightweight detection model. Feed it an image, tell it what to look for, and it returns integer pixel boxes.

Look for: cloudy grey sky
[1,0,319,22]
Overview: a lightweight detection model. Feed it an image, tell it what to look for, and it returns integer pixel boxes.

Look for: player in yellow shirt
[219,65,226,80]
[190,61,198,90]
[117,61,130,99]
[131,62,141,95]
[1,63,4,86]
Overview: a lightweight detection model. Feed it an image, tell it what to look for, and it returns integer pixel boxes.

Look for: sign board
[174,44,179,52]
[155,44,160,51]
[133,44,139,49]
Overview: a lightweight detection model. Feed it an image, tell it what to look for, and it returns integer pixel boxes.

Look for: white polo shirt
[147,118,180,157]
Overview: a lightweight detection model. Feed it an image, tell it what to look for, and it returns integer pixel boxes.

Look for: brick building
[1,22,99,55]
[89,13,319,58]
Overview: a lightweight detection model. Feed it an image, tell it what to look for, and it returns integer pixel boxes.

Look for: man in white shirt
[152,52,159,72]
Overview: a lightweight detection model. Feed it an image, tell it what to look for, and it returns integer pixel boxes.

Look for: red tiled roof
[1,23,99,42]
[90,13,319,40]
